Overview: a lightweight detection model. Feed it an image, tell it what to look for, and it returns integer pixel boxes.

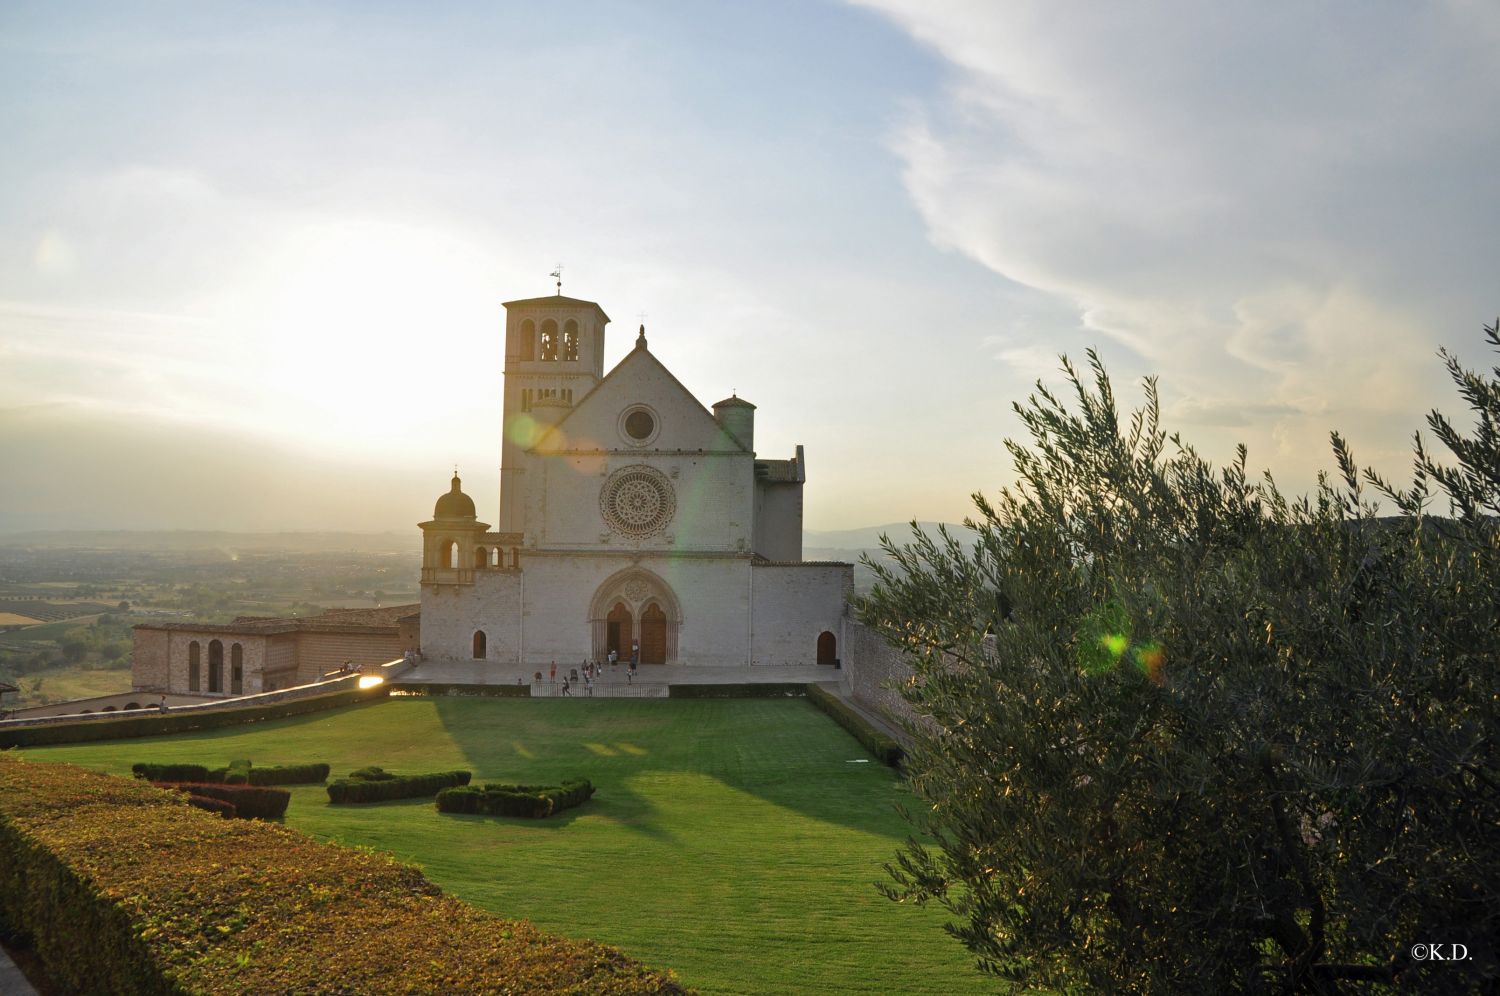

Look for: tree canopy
[862,320,1500,994]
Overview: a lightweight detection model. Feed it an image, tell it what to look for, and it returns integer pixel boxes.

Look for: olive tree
[862,323,1500,994]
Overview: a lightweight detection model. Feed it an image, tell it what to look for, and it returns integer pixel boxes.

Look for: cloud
[854,0,1500,480]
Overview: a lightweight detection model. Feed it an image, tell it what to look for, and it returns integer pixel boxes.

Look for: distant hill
[803,521,968,552]
[0,530,416,554]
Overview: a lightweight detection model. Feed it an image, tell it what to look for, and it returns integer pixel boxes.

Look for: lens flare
[506,414,539,447]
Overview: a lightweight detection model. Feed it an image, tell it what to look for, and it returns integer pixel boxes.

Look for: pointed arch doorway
[606,602,633,661]
[590,568,681,664]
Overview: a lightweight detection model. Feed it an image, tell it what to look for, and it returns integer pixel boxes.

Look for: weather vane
[550,264,563,296]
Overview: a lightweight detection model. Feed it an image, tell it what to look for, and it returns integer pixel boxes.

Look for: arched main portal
[589,568,681,664]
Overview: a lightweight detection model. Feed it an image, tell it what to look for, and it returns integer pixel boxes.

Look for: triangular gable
[532,346,747,454]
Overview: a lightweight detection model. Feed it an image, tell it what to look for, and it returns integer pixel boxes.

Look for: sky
[2,1,1497,533]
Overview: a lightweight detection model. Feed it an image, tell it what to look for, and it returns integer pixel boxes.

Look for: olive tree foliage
[861,324,1500,994]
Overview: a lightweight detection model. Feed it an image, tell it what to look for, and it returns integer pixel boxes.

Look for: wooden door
[817,630,837,666]
[607,602,633,659]
[640,603,667,664]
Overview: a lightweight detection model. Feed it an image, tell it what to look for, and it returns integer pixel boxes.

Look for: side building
[131,605,419,696]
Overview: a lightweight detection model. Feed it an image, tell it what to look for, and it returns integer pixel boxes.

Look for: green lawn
[17,697,991,995]
[6,662,133,706]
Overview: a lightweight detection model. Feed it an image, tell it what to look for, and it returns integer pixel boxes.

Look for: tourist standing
[550,660,556,685]
[561,677,571,697]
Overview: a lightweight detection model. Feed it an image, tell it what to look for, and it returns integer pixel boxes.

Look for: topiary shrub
[246,763,329,786]
[223,759,252,785]
[157,782,290,820]
[327,770,471,804]
[436,780,595,819]
[348,766,397,781]
[130,762,209,783]
[185,794,235,819]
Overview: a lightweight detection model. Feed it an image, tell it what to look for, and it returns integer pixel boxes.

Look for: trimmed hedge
[246,762,329,786]
[132,761,330,786]
[186,794,235,819]
[667,683,807,699]
[131,762,210,782]
[348,766,396,781]
[805,684,904,768]
[437,779,596,819]
[389,682,532,698]
[0,756,685,994]
[327,769,471,804]
[0,684,385,748]
[157,782,291,820]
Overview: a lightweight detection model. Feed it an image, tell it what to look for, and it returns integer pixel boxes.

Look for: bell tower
[499,292,611,533]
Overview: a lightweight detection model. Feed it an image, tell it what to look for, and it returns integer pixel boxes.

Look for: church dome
[434,473,477,519]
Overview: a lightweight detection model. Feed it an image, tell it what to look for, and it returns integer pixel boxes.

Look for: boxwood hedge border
[805,684,904,768]
[0,685,386,749]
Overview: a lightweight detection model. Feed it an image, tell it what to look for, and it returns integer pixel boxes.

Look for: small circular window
[618,405,660,446]
[625,409,655,440]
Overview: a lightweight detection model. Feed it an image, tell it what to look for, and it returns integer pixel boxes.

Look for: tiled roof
[755,459,799,482]
[138,604,420,636]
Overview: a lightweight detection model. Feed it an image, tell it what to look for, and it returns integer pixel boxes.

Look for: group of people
[549,653,638,697]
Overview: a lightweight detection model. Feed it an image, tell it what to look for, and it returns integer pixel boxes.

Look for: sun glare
[234,219,498,452]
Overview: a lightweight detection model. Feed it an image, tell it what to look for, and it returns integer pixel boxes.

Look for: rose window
[600,466,675,538]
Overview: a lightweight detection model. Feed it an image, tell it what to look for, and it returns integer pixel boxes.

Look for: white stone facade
[419,292,851,670]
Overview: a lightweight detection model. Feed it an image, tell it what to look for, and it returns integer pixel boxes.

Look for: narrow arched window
[563,319,579,360]
[443,539,458,569]
[188,641,201,692]
[520,319,536,361]
[231,643,244,694]
[208,640,224,693]
[540,319,558,360]
[475,547,489,569]
[473,630,487,659]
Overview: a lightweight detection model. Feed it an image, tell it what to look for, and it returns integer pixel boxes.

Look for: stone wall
[294,632,405,684]
[752,478,803,562]
[844,620,920,731]
[420,571,523,663]
[130,628,170,691]
[750,563,851,667]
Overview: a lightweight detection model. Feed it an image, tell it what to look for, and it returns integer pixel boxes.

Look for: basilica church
[416,291,853,669]
[130,290,852,697]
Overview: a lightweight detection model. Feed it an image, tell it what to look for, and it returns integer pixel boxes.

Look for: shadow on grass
[425,696,914,840]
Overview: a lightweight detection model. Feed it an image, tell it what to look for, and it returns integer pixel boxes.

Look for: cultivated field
[19,697,990,995]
